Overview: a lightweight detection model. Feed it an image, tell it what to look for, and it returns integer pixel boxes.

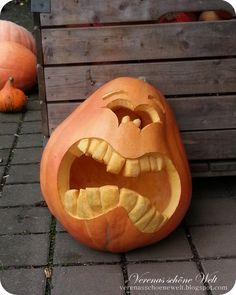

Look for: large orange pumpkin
[0,41,37,91]
[0,20,36,54]
[40,77,192,252]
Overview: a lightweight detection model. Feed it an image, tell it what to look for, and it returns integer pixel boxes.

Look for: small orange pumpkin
[0,41,37,91]
[0,77,27,112]
[0,20,36,54]
[40,77,192,252]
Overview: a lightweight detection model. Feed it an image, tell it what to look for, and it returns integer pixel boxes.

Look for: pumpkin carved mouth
[58,138,181,234]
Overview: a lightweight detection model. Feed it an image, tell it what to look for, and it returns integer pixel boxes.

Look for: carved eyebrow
[102,90,128,100]
[148,95,165,113]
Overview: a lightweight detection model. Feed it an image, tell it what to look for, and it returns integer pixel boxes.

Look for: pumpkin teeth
[63,189,78,216]
[121,115,130,124]
[77,139,90,154]
[106,152,126,174]
[77,138,165,176]
[133,118,141,128]
[123,159,140,177]
[63,186,167,233]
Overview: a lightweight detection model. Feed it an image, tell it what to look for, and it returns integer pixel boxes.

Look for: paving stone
[0,207,51,234]
[225,177,236,198]
[0,268,45,295]
[201,259,236,295]
[27,100,41,111]
[0,234,49,266]
[190,225,236,258]
[51,265,124,295]
[186,198,236,226]
[0,149,10,166]
[0,122,18,135]
[0,165,5,179]
[7,164,40,184]
[0,183,43,207]
[24,111,42,122]
[11,147,42,164]
[192,178,232,199]
[54,232,120,264]
[16,134,43,148]
[0,113,21,123]
[20,121,42,134]
[28,90,39,101]
[127,261,206,295]
[56,221,66,232]
[0,135,14,149]
[126,228,192,262]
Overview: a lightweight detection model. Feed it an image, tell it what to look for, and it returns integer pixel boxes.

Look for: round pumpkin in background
[0,41,37,91]
[0,77,27,112]
[0,20,36,54]
[199,10,232,21]
[158,12,197,23]
[40,77,192,253]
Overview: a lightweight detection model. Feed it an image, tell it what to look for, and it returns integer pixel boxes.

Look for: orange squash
[40,77,192,252]
[0,20,36,54]
[0,77,27,112]
[199,10,232,21]
[0,41,37,91]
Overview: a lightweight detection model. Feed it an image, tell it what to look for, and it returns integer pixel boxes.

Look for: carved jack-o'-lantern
[40,77,192,252]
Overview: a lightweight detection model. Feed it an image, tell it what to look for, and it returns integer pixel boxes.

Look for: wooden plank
[182,130,236,160]
[190,162,209,173]
[44,59,236,101]
[37,65,49,137]
[46,95,236,132]
[47,103,236,160]
[42,21,236,65]
[40,0,235,26]
[33,13,49,137]
[210,161,236,171]
[191,170,236,178]
[169,96,236,131]
[192,169,236,177]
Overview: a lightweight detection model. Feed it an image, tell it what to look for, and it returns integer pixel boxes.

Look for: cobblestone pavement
[0,92,235,295]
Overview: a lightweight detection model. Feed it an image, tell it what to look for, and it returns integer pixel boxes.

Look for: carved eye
[106,99,161,129]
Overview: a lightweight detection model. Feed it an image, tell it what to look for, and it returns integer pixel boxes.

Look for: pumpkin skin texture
[0,20,36,54]
[0,41,37,91]
[40,77,192,252]
[0,77,27,112]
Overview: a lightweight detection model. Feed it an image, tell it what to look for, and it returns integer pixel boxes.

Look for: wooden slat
[40,0,235,26]
[169,96,236,131]
[44,59,236,101]
[182,130,236,160]
[46,95,236,133]
[210,161,236,172]
[47,103,236,160]
[192,169,236,177]
[47,102,78,133]
[190,162,209,173]
[42,21,236,65]
[33,13,49,137]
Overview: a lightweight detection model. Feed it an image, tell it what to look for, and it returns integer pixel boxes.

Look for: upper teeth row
[78,138,164,177]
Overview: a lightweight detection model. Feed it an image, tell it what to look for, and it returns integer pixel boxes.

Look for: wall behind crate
[33,0,236,176]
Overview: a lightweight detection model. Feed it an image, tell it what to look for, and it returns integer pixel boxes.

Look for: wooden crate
[32,0,236,177]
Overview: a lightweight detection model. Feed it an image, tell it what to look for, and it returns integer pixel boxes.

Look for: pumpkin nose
[121,115,142,128]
